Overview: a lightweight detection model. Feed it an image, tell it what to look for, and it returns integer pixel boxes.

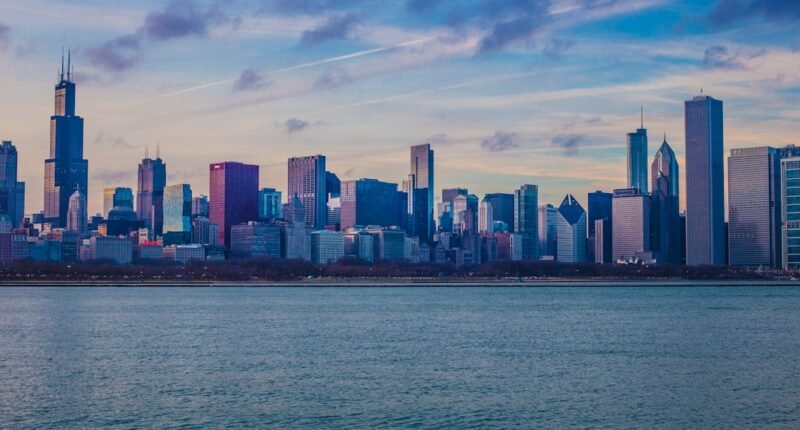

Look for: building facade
[231,222,281,258]
[685,94,725,265]
[556,194,586,263]
[484,193,515,230]
[340,178,400,230]
[163,184,192,244]
[781,156,800,270]
[612,188,650,261]
[258,188,282,220]
[311,230,344,264]
[409,144,434,242]
[514,185,539,260]
[209,162,259,248]
[136,156,167,235]
[0,141,25,227]
[627,115,648,194]
[288,155,327,229]
[651,138,681,264]
[538,204,558,258]
[66,188,87,233]
[587,190,612,263]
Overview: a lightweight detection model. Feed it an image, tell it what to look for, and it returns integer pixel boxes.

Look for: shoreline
[0,279,798,287]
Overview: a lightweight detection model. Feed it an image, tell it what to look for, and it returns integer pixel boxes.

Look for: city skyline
[1,1,798,217]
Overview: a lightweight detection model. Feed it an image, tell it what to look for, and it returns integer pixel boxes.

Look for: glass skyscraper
[0,141,25,227]
[209,162,259,247]
[728,147,781,268]
[556,194,586,263]
[288,155,327,229]
[513,185,539,260]
[587,190,612,263]
[626,112,648,194]
[484,193,515,229]
[136,156,167,235]
[44,52,88,228]
[409,144,434,242]
[258,188,282,221]
[340,178,400,230]
[781,156,800,270]
[685,94,725,265]
[538,204,558,258]
[163,184,192,244]
[651,137,680,264]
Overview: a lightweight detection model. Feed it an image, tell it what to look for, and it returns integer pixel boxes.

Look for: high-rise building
[594,219,609,264]
[192,195,209,218]
[685,94,725,265]
[44,52,88,228]
[587,190,612,263]
[478,199,494,233]
[163,184,192,244]
[514,185,539,260]
[556,194,586,263]
[627,110,648,194]
[191,216,218,246]
[612,188,650,262]
[409,144,434,242]
[136,155,167,235]
[340,178,400,229]
[0,141,25,227]
[288,155,327,229]
[103,187,133,218]
[209,162,259,248]
[781,156,800,270]
[66,187,87,234]
[651,137,681,265]
[538,204,558,258]
[484,193,515,230]
[258,188,282,220]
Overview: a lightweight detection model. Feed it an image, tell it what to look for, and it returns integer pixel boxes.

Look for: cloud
[707,0,800,28]
[551,134,586,156]
[283,118,310,133]
[265,0,367,15]
[702,45,765,70]
[312,68,350,89]
[93,169,135,184]
[543,38,575,58]
[93,131,136,149]
[233,68,268,92]
[300,13,362,45]
[481,131,520,152]
[0,23,10,49]
[477,17,543,53]
[87,0,234,73]
[424,133,450,145]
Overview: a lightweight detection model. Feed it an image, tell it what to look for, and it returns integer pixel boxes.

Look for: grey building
[556,194,586,263]
[781,156,800,270]
[728,146,782,268]
[484,193,515,229]
[231,222,281,258]
[136,155,167,235]
[288,155,327,229]
[513,185,539,260]
[685,94,725,265]
[612,188,650,261]
[651,137,681,264]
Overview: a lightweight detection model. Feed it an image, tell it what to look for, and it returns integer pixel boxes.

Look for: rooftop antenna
[60,47,65,82]
[156,144,160,159]
[145,144,149,159]
[67,48,71,81]
[640,106,644,129]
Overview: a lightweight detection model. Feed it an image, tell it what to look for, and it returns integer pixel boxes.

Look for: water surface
[1,286,799,428]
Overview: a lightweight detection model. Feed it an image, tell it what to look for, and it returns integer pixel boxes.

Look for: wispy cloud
[282,118,310,133]
[707,0,800,28]
[300,13,362,45]
[481,131,520,152]
[233,67,269,92]
[551,134,586,156]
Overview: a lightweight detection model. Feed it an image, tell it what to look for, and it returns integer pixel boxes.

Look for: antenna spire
[60,47,65,82]
[145,144,149,159]
[640,106,644,129]
[67,48,72,81]
[156,144,160,159]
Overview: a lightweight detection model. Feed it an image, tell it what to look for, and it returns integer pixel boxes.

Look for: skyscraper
[258,188,283,221]
[409,144,434,242]
[478,199,494,233]
[484,193,515,230]
[627,109,648,194]
[44,51,88,228]
[781,156,800,270]
[66,187,87,234]
[514,185,539,260]
[556,194,586,263]
[685,94,725,265]
[288,155,327,229]
[136,154,167,235]
[163,184,192,245]
[103,187,134,218]
[587,190,612,263]
[192,195,209,218]
[538,204,558,258]
[0,141,25,227]
[651,137,681,264]
[728,147,783,268]
[340,178,400,229]
[612,188,650,262]
[209,162,259,247]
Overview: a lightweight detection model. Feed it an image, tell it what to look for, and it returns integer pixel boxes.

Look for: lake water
[1,286,800,429]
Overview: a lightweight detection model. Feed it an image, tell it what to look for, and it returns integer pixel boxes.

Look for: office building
[103,187,134,218]
[163,244,205,263]
[478,199,494,233]
[409,144,434,242]
[627,111,648,194]
[44,52,88,228]
[685,94,725,265]
[781,156,800,270]
[514,185,539,260]
[728,147,784,267]
[612,188,650,261]
[258,188,282,220]
[368,228,406,262]
[651,137,681,264]
[66,188,87,233]
[484,193,515,231]
[311,230,344,264]
[163,184,192,244]
[192,195,209,218]
[538,204,558,258]
[288,155,327,229]
[587,190,612,263]
[136,154,167,235]
[556,194,586,263]
[340,178,400,229]
[282,195,311,261]
[0,141,25,227]
[191,216,218,246]
[594,219,609,264]
[231,222,281,258]
[343,230,374,262]
[89,236,132,264]
[209,162,259,247]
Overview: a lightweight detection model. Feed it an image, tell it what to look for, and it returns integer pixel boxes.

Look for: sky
[0,0,798,217]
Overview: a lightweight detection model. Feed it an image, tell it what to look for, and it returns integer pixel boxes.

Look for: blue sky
[0,0,799,216]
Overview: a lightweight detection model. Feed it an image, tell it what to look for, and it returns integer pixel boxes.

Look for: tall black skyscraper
[409,144,434,242]
[44,51,88,228]
[587,190,612,263]
[651,136,681,264]
[0,141,25,228]
[137,149,167,235]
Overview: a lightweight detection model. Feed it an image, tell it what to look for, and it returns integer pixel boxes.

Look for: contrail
[125,37,435,106]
